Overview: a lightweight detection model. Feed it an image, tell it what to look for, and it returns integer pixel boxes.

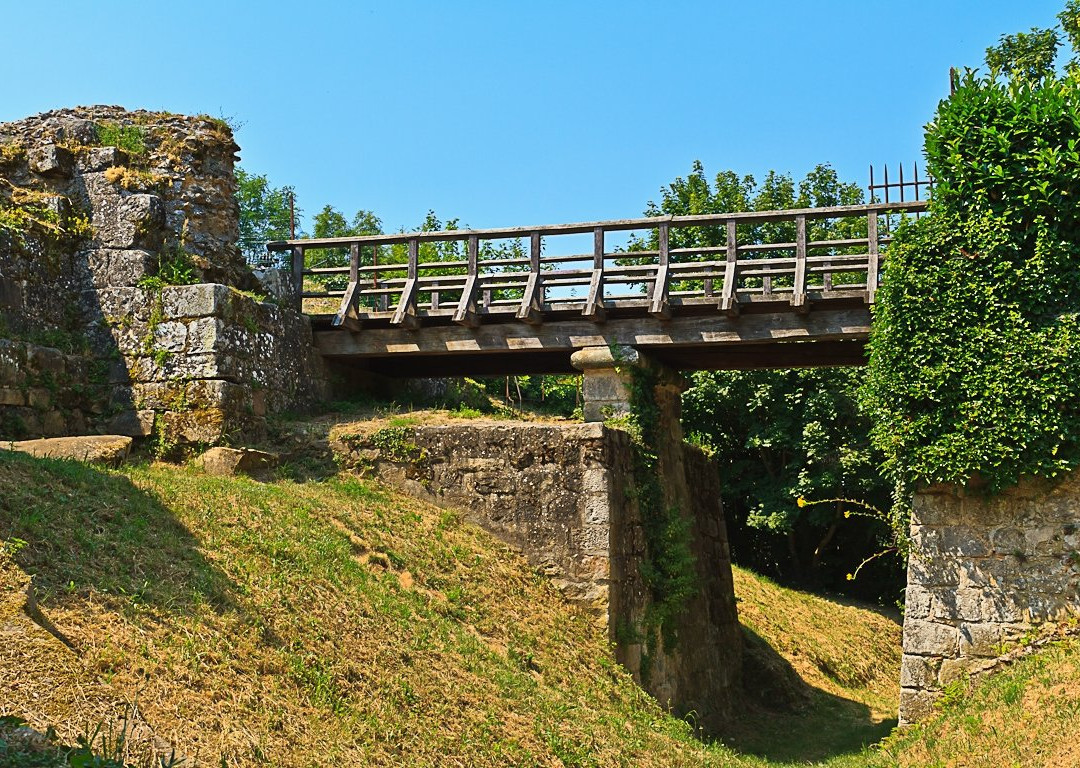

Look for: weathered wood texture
[269,200,925,324]
[273,201,922,373]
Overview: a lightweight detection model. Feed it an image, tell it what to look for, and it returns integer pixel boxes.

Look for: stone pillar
[570,345,636,422]
[898,474,1080,724]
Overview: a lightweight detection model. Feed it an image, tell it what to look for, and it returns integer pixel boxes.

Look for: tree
[642,162,900,599]
[236,167,297,265]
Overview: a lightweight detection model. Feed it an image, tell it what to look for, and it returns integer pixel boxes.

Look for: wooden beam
[866,212,880,304]
[453,235,480,327]
[649,222,671,319]
[582,227,606,322]
[517,232,544,324]
[315,308,872,359]
[791,214,809,314]
[333,280,363,331]
[391,239,420,328]
[720,220,740,317]
[291,246,305,311]
[267,200,927,251]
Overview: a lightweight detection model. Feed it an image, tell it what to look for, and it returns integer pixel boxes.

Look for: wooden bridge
[267,200,927,376]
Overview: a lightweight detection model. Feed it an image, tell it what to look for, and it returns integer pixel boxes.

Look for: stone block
[199,446,277,479]
[4,435,133,465]
[900,654,941,689]
[0,388,26,407]
[162,283,229,319]
[152,321,188,353]
[28,144,73,176]
[87,249,157,288]
[104,409,156,437]
[902,619,958,657]
[78,146,121,172]
[41,410,67,437]
[990,527,1026,555]
[27,345,66,375]
[582,370,630,403]
[899,688,938,725]
[958,622,1003,657]
[26,389,51,409]
[0,277,23,310]
[116,194,164,248]
[185,316,221,354]
[904,584,933,620]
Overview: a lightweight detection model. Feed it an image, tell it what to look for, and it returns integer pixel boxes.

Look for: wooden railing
[266,200,927,329]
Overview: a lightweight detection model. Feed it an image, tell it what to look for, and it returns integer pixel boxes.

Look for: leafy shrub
[863,63,1080,493]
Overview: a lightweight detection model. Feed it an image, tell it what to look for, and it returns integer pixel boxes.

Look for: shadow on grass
[0,451,237,614]
[724,625,896,764]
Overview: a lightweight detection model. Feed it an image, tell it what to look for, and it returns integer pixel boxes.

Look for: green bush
[863,67,1080,494]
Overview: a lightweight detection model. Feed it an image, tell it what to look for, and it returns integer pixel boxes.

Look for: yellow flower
[846,573,854,581]
[797,497,808,508]
[844,510,851,518]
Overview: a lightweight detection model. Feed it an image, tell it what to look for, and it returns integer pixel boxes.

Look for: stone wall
[332,419,743,732]
[899,472,1080,723]
[0,107,327,442]
[0,338,109,438]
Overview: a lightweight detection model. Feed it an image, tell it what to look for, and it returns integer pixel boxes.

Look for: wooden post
[720,220,739,317]
[583,226,606,321]
[649,221,671,319]
[454,234,480,327]
[392,237,420,328]
[866,212,880,304]
[292,245,304,312]
[333,241,363,330]
[517,231,544,324]
[791,214,808,313]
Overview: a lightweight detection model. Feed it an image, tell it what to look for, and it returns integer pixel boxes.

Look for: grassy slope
[871,634,1080,768]
[0,449,913,767]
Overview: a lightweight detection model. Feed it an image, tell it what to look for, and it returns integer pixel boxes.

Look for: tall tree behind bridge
[641,162,900,600]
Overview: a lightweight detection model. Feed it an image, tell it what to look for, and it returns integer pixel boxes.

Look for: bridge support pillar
[570,345,684,423]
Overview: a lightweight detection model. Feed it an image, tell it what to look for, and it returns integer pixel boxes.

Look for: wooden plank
[516,232,544,324]
[314,308,873,358]
[349,243,360,283]
[866,212,880,304]
[720,220,740,317]
[649,221,671,318]
[332,280,363,331]
[791,214,808,313]
[392,238,420,328]
[517,272,544,324]
[453,235,480,327]
[582,227,606,321]
[391,278,420,329]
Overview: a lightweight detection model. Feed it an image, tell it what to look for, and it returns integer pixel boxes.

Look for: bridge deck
[269,200,926,375]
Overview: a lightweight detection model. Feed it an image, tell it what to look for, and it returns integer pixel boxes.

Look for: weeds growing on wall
[862,16,1080,497]
[617,361,698,651]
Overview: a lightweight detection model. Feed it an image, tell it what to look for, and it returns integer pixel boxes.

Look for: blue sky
[1,1,1067,233]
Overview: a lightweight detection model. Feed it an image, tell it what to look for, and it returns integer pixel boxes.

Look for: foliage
[984,26,1060,81]
[307,204,383,290]
[617,361,698,650]
[95,122,146,157]
[684,368,899,597]
[635,161,899,597]
[235,167,297,262]
[863,27,1080,495]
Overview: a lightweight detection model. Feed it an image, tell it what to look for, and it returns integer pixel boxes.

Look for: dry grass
[871,630,1080,768]
[11,449,1056,766]
[0,452,733,766]
[724,569,903,764]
